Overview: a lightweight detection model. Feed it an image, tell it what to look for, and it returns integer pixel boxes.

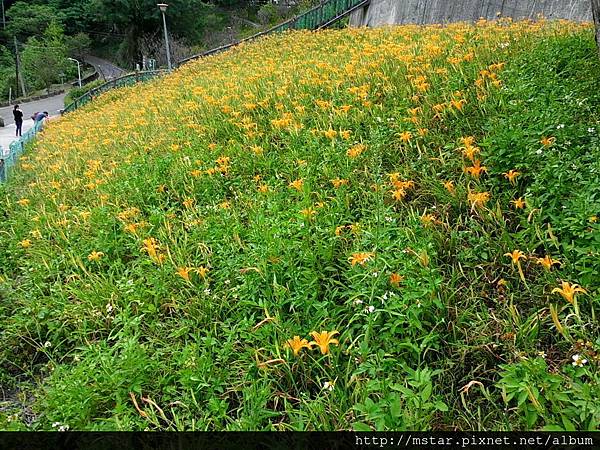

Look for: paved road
[85,55,126,81]
[0,92,66,126]
[0,119,35,155]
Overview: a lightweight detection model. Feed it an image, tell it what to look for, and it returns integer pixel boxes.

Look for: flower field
[0,19,599,431]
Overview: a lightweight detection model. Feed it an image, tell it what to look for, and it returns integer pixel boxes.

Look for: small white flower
[587,127,595,133]
[556,124,565,129]
[572,354,587,367]
[224,279,230,285]
[204,288,211,295]
[353,299,363,305]
[371,271,379,277]
[385,216,393,222]
[499,42,509,48]
[106,304,113,314]
[364,305,375,314]
[43,341,52,348]
[536,149,543,155]
[58,425,70,432]
[323,381,335,391]
[537,351,547,359]
[52,422,61,428]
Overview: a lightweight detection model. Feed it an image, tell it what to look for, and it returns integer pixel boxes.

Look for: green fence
[62,70,166,115]
[181,0,370,64]
[0,119,45,184]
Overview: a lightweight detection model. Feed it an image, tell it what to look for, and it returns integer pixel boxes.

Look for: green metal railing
[62,0,370,115]
[0,119,45,183]
[180,0,370,64]
[62,70,166,114]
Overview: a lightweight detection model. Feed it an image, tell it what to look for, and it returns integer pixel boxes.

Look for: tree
[5,1,63,41]
[90,0,213,67]
[66,32,92,60]
[0,45,16,101]
[20,21,70,93]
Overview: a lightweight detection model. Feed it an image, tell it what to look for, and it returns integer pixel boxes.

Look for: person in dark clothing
[13,105,23,137]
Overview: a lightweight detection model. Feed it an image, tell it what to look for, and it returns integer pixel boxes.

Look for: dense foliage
[0,20,598,431]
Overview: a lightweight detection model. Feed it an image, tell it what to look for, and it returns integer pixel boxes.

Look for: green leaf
[353,422,372,432]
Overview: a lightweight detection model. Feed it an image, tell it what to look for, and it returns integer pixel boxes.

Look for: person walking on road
[13,105,23,137]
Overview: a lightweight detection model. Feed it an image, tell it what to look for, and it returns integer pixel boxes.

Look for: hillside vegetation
[0,19,599,431]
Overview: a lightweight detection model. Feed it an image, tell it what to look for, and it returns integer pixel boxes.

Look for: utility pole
[593,0,600,57]
[1,0,6,31]
[14,36,27,98]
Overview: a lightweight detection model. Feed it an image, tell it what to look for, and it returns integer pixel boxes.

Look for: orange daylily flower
[552,281,586,304]
[534,255,561,271]
[503,170,521,185]
[349,252,374,266]
[285,336,313,356]
[511,197,526,209]
[389,272,404,287]
[309,330,339,355]
[87,251,104,261]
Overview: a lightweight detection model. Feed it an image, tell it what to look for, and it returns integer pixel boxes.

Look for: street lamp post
[157,3,172,71]
[1,0,6,31]
[68,57,82,88]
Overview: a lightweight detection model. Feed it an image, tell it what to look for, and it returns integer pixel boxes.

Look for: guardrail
[62,70,166,115]
[0,119,45,183]
[180,0,370,64]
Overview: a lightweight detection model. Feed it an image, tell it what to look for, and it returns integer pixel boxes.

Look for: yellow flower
[391,189,407,201]
[464,160,488,178]
[552,281,586,304]
[176,267,192,281]
[399,131,412,142]
[443,180,455,193]
[300,207,317,218]
[195,266,209,278]
[335,225,345,236]
[309,330,339,355]
[511,197,526,209]
[505,249,527,282]
[468,191,490,211]
[535,255,561,271]
[285,336,313,356]
[389,272,404,287]
[504,250,526,265]
[323,128,337,140]
[288,178,304,191]
[17,198,30,207]
[142,238,165,265]
[331,178,349,188]
[420,214,436,227]
[87,251,104,261]
[19,239,32,248]
[503,169,521,185]
[540,136,555,147]
[347,144,365,158]
[340,130,352,140]
[349,252,374,266]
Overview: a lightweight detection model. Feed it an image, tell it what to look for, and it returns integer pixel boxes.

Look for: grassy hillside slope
[0,19,599,431]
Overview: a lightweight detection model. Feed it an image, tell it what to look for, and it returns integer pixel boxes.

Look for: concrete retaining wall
[350,0,592,27]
